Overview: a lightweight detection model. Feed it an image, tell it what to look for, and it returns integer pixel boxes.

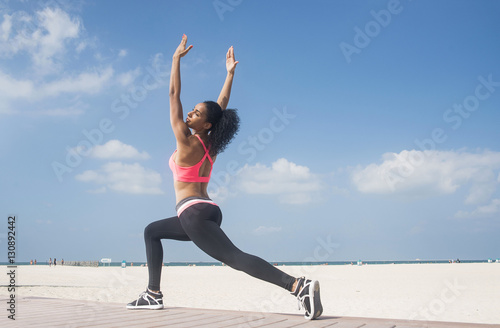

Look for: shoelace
[135,292,149,304]
[296,281,311,315]
[136,291,159,305]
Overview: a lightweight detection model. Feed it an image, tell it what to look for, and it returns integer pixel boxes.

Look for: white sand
[1,263,499,324]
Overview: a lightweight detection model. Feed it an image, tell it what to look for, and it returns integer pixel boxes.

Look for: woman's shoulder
[176,134,205,155]
[189,134,210,148]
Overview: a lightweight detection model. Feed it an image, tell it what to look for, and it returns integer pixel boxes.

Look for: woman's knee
[144,222,156,240]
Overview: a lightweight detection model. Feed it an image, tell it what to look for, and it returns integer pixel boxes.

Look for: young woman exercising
[127,35,323,320]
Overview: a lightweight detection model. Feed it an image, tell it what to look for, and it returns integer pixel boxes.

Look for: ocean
[1,259,493,267]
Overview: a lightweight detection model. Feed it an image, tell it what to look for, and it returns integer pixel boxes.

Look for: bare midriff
[173,180,210,204]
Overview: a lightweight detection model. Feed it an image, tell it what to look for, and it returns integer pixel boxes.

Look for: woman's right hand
[226,46,238,74]
[173,34,193,59]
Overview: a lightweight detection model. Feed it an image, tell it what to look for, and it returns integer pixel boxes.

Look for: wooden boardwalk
[2,297,499,328]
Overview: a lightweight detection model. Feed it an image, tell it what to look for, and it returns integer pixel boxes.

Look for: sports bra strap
[194,134,208,152]
[169,134,214,183]
[194,134,213,164]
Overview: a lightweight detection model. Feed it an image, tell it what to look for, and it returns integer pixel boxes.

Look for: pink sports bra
[169,135,213,183]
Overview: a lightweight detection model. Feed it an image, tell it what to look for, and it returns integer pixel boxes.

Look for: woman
[127,35,322,320]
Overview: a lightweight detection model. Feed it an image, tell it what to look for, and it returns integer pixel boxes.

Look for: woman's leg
[144,216,190,291]
[179,203,296,291]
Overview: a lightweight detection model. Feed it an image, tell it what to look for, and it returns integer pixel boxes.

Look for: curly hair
[203,101,240,157]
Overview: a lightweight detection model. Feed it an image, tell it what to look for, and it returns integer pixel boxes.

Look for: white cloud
[209,186,236,203]
[464,170,497,205]
[117,67,141,86]
[83,140,150,160]
[87,186,107,194]
[26,100,86,117]
[1,13,12,42]
[0,8,81,74]
[352,150,500,204]
[0,66,113,114]
[253,226,282,236]
[75,40,87,53]
[237,158,324,204]
[0,12,30,56]
[0,70,35,114]
[0,70,35,99]
[455,199,500,219]
[75,162,163,195]
[0,6,173,117]
[33,7,81,74]
[41,66,114,96]
[0,6,119,116]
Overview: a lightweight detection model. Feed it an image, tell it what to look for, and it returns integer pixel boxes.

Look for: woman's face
[186,103,211,131]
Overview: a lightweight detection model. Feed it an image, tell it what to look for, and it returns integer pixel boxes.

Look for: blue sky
[1,0,499,264]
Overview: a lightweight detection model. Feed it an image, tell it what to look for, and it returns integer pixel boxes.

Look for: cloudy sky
[1,0,499,263]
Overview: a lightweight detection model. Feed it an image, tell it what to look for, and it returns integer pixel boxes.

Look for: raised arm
[169,34,193,144]
[217,46,239,111]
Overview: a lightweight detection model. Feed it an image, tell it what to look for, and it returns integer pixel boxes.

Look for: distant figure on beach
[54,258,57,266]
[30,259,33,265]
[127,35,322,320]
[49,258,52,267]
[61,259,64,266]
[34,259,37,265]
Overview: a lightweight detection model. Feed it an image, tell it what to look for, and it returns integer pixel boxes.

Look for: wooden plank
[328,322,368,328]
[285,320,342,328]
[206,314,269,328]
[93,309,204,328]
[169,314,244,328]
[83,309,180,328]
[362,324,397,328]
[2,297,499,328]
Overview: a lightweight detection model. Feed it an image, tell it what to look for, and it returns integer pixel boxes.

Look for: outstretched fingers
[226,46,239,73]
[175,34,193,58]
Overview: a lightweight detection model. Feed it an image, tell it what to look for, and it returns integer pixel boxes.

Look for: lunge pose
[127,35,322,320]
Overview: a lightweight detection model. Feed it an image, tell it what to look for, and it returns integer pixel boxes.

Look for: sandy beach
[1,263,499,325]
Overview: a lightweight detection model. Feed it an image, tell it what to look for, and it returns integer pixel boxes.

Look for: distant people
[61,259,64,266]
[49,258,52,266]
[30,259,33,265]
[34,259,37,265]
[54,258,57,266]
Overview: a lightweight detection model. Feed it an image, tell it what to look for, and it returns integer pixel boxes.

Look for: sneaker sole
[126,304,164,310]
[307,280,323,320]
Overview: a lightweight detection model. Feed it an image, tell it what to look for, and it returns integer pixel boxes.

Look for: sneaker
[126,289,164,310]
[291,277,323,320]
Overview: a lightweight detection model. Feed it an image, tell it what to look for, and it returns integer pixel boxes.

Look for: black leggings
[144,200,296,292]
